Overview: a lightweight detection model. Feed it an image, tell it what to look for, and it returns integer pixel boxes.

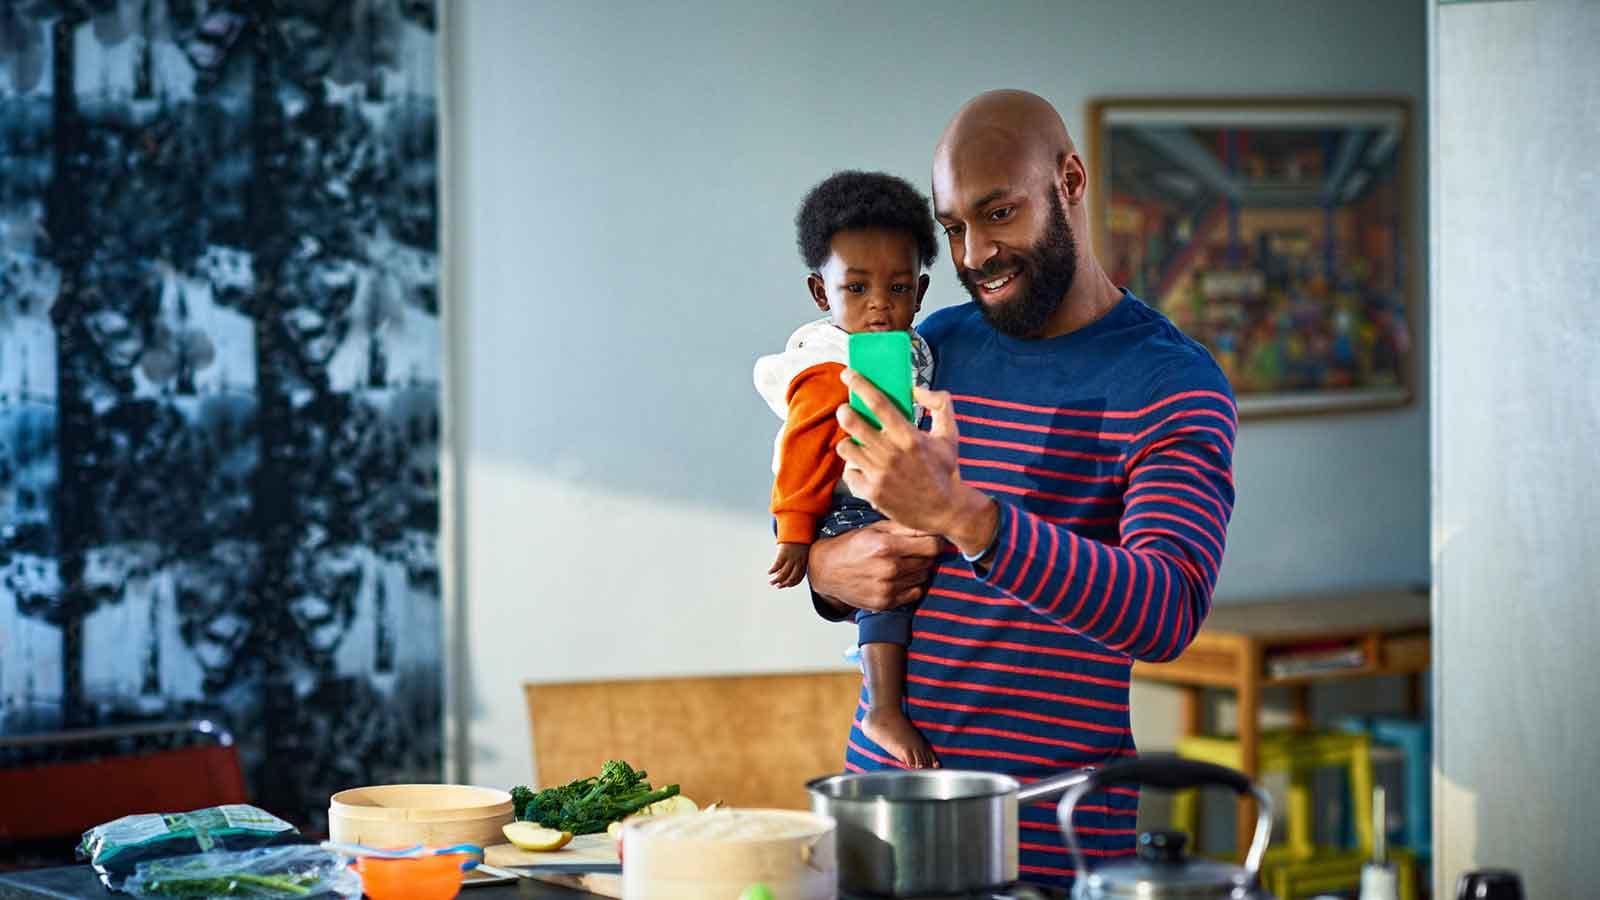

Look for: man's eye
[989,207,1014,222]
[943,224,965,238]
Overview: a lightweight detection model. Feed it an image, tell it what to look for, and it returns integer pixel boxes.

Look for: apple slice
[640,795,699,817]
[502,821,573,851]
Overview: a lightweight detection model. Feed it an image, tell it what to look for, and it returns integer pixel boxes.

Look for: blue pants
[818,496,915,647]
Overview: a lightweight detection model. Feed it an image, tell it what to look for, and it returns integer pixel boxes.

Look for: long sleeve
[771,362,850,544]
[971,375,1236,662]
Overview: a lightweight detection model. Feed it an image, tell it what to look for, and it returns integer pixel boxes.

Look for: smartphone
[847,331,915,435]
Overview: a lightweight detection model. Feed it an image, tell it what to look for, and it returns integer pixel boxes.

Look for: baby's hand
[768,542,809,588]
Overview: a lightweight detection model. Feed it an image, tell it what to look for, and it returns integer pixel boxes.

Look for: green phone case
[848,331,915,434]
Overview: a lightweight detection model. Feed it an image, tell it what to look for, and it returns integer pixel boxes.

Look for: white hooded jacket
[752,318,935,475]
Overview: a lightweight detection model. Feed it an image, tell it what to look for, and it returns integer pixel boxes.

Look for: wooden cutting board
[484,833,619,869]
[483,834,622,898]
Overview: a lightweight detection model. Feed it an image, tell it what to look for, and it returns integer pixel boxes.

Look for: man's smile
[967,266,1023,303]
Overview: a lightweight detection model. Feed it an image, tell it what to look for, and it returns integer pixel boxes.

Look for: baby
[753,170,939,768]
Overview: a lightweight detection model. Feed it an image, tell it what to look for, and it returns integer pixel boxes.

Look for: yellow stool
[1263,848,1417,900]
[1169,730,1415,900]
[1172,730,1374,860]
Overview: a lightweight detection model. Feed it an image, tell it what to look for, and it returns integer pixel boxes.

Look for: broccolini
[510,759,680,835]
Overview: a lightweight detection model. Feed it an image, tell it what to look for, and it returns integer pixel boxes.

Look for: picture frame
[1087,97,1416,417]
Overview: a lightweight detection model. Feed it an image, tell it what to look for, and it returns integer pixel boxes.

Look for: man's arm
[967,383,1236,662]
[835,365,1236,663]
[806,522,943,619]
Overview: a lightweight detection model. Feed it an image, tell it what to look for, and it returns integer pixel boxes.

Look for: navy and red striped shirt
[837,291,1237,888]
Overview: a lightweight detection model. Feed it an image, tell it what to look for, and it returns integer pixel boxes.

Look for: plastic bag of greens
[79,805,303,890]
[122,846,360,899]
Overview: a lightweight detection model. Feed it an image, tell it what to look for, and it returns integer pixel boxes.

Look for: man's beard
[962,193,1078,340]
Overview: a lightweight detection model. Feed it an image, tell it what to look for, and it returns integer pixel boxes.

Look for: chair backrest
[0,721,249,843]
[524,670,863,810]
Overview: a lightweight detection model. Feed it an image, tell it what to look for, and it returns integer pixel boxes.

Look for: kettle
[1057,757,1276,900]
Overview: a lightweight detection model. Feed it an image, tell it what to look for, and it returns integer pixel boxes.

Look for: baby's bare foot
[862,705,939,769]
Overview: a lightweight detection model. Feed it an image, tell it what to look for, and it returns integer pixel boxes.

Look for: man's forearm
[806,532,860,620]
[940,485,1000,562]
[804,523,941,617]
[809,587,854,622]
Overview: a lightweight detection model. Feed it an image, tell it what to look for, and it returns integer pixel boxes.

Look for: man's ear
[1058,151,1089,206]
[807,273,830,312]
[915,273,930,312]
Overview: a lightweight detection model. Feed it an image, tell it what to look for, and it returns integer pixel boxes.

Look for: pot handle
[1014,768,1093,805]
[1056,757,1273,878]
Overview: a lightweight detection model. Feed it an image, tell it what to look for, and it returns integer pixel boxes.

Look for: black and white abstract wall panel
[1,0,441,827]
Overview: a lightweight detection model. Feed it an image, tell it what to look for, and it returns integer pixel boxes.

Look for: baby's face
[810,228,926,334]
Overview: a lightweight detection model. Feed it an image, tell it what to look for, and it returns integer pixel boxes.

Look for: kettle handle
[1056,756,1273,880]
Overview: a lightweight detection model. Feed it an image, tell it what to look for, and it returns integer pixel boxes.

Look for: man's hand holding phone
[835,367,998,562]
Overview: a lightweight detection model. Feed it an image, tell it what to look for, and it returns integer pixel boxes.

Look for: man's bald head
[934,89,1076,181]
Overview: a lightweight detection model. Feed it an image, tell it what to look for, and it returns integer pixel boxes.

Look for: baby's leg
[859,639,938,769]
[819,501,934,765]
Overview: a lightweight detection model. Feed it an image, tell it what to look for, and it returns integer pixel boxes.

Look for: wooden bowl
[328,784,513,850]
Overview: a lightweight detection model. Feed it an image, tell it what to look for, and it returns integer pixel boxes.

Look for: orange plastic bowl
[357,853,470,900]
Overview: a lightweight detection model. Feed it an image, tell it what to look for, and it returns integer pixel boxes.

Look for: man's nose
[964,226,998,272]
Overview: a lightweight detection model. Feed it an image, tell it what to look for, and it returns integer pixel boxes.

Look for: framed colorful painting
[1088,98,1415,417]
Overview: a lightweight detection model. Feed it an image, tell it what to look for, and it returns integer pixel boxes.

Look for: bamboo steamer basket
[621,808,836,900]
[328,784,513,849]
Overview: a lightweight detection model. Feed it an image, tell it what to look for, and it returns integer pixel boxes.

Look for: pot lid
[1077,832,1258,899]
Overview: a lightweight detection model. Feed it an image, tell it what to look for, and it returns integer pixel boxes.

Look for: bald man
[809,91,1238,886]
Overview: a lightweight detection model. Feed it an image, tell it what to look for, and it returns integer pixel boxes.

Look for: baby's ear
[915,273,931,311]
[807,273,829,312]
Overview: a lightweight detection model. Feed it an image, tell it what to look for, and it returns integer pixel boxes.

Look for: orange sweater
[770,361,849,544]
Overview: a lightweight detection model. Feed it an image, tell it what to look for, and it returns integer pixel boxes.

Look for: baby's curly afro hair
[795,170,939,271]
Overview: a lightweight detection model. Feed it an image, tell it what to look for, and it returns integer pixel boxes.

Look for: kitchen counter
[0,865,607,899]
[0,866,1072,898]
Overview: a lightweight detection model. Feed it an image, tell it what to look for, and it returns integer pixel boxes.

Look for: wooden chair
[523,670,863,809]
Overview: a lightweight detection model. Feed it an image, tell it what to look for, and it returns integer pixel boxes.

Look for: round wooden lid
[329,784,514,822]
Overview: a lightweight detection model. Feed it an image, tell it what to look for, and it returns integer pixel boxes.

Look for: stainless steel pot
[805,767,1091,896]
